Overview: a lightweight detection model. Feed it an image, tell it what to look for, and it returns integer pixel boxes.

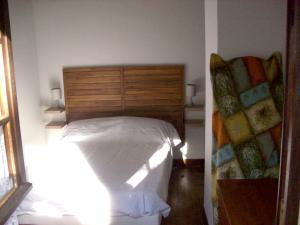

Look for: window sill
[0,182,32,224]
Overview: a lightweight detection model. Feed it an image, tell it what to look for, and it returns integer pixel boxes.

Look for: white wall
[31,0,205,106]
[218,0,286,59]
[185,124,205,159]
[204,0,218,224]
[31,0,206,159]
[204,0,286,224]
[8,0,45,148]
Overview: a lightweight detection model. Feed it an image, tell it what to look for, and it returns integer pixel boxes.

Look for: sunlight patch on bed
[27,142,111,225]
[172,137,182,147]
[126,142,171,188]
[126,164,149,188]
[148,142,169,170]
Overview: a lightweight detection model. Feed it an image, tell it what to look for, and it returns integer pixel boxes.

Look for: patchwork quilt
[210,53,284,224]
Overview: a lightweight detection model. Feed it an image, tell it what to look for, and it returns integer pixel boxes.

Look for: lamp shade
[51,88,61,101]
[186,84,195,97]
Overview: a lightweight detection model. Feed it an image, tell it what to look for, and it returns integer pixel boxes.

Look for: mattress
[17,117,181,225]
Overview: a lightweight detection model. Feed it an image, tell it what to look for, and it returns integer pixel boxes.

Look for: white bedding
[17,117,180,225]
[18,213,162,225]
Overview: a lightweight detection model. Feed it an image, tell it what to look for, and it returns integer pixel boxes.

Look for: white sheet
[17,117,180,225]
[18,213,161,225]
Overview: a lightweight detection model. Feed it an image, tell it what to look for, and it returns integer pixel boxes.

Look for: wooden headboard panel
[63,65,185,139]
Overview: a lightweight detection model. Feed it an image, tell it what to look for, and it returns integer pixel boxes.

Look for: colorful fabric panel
[210,52,283,225]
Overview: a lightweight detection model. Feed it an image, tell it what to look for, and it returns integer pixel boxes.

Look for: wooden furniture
[44,107,65,113]
[44,107,66,129]
[185,105,204,125]
[45,121,67,129]
[44,107,66,143]
[63,65,185,140]
[217,179,278,225]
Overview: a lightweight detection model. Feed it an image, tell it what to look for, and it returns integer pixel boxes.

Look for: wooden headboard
[63,65,185,140]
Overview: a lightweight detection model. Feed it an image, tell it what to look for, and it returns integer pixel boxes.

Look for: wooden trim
[0,183,31,225]
[3,125,16,187]
[0,115,9,126]
[277,0,300,224]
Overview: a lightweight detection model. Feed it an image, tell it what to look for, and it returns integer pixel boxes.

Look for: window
[0,127,15,200]
[0,35,18,203]
[0,0,31,223]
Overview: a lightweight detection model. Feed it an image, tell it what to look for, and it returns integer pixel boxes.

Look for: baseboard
[173,158,204,169]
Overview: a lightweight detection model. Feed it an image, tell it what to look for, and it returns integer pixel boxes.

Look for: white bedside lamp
[51,88,61,108]
[186,84,196,106]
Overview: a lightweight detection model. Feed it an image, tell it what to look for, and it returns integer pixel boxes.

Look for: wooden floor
[161,166,207,225]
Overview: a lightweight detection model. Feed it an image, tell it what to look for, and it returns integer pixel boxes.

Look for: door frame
[276,0,300,224]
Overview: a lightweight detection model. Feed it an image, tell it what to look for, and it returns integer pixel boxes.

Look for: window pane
[0,126,14,199]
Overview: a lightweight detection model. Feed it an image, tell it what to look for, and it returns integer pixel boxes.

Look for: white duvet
[18,117,180,224]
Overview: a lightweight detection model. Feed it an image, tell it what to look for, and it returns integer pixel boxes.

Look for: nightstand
[46,121,67,129]
[44,107,65,114]
[44,107,66,128]
[185,105,204,125]
[44,107,66,143]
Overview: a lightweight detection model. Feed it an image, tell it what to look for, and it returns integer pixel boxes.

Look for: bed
[17,65,185,225]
